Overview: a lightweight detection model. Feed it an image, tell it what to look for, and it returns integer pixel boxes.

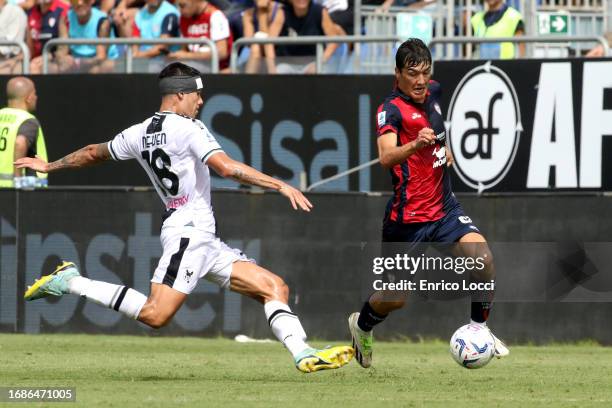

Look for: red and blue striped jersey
[376,81,458,223]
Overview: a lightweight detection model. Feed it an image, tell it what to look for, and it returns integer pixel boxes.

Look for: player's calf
[471,250,495,282]
[466,243,496,326]
[136,283,187,329]
[233,267,289,304]
[260,274,290,304]
[137,301,178,329]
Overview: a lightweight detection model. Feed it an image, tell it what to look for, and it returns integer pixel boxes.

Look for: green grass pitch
[1,334,611,407]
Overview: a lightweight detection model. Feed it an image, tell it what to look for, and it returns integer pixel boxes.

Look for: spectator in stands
[0,0,28,74]
[321,0,352,35]
[29,10,70,73]
[27,0,69,60]
[172,0,233,72]
[111,0,143,38]
[131,0,180,67]
[225,0,251,42]
[471,0,524,59]
[93,0,114,12]
[277,0,339,73]
[241,0,284,73]
[31,0,118,73]
[376,0,430,14]
[9,0,36,11]
[586,32,612,57]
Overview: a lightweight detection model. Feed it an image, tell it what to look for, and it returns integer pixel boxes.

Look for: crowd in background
[0,0,365,73]
[0,0,609,74]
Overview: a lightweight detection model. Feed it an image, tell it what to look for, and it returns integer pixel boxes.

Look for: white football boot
[472,321,510,358]
[348,313,373,368]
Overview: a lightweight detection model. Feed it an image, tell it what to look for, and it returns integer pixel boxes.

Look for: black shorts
[379,205,481,285]
[383,204,480,244]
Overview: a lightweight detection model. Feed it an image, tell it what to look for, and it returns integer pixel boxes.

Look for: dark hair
[395,38,432,70]
[159,62,202,79]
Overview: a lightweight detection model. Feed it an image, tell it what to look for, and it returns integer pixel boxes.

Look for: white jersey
[108,111,223,232]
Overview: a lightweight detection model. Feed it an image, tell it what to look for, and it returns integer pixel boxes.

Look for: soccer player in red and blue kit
[348,38,509,368]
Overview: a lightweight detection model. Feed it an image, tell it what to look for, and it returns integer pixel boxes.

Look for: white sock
[264,300,310,358]
[69,276,147,320]
[470,319,487,327]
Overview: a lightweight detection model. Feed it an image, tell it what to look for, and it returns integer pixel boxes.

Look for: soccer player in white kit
[17,62,354,373]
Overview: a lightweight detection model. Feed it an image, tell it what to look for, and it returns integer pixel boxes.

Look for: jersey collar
[158,111,197,121]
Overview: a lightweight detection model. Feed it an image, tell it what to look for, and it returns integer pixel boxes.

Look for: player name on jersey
[142,132,167,149]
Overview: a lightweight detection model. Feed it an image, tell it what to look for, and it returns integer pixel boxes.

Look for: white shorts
[151,225,253,294]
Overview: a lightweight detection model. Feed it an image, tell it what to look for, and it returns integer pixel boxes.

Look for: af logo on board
[447,62,522,191]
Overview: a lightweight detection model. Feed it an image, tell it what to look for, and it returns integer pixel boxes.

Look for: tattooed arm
[206,152,313,212]
[14,143,112,173]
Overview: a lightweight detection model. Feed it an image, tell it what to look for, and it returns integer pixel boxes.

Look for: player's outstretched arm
[14,143,112,173]
[207,152,313,212]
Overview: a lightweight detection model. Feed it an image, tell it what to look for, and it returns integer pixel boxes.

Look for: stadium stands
[0,0,609,73]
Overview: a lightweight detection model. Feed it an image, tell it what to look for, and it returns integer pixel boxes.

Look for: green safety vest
[471,6,523,59]
[0,107,48,188]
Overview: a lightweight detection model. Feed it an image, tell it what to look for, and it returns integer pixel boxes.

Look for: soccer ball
[449,324,495,369]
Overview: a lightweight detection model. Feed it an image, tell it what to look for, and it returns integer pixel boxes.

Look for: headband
[159,75,203,95]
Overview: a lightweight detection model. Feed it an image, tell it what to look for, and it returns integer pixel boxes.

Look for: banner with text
[1,59,610,192]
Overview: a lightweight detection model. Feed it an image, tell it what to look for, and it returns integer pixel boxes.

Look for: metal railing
[230,35,400,73]
[0,40,30,74]
[41,38,219,74]
[231,35,608,74]
[429,35,610,59]
[538,0,606,11]
[354,0,609,59]
[355,0,525,59]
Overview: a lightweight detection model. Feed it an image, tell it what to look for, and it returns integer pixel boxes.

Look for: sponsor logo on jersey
[432,146,447,168]
[412,112,422,120]
[377,111,386,127]
[447,62,521,191]
[167,194,189,209]
[187,23,209,36]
